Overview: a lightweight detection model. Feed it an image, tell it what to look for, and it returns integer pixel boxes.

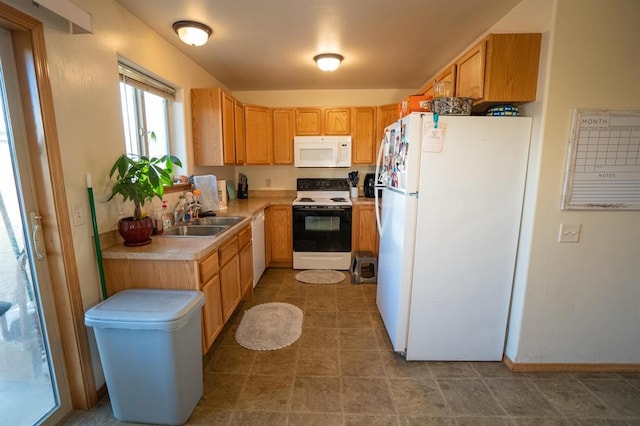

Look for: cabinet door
[201,274,223,352]
[234,99,246,165]
[482,33,542,103]
[323,107,350,135]
[295,108,322,135]
[221,91,236,165]
[352,204,379,256]
[351,107,376,165]
[239,241,253,299]
[455,40,486,100]
[191,88,224,166]
[272,108,295,164]
[220,255,241,321]
[266,205,292,266]
[245,104,273,165]
[376,104,399,146]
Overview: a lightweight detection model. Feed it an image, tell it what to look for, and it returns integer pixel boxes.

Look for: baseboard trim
[96,383,107,401]
[503,354,640,372]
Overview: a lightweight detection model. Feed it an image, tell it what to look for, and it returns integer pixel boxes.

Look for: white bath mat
[235,303,303,351]
[295,270,346,284]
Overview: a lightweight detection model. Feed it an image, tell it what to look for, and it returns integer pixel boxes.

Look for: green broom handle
[87,174,107,300]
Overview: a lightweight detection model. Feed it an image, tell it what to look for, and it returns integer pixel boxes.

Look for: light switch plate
[72,203,85,226]
[558,224,581,243]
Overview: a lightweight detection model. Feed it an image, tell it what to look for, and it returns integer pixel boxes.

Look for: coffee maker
[363,173,376,198]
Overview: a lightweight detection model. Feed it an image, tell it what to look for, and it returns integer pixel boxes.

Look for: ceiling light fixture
[313,53,344,72]
[172,20,213,47]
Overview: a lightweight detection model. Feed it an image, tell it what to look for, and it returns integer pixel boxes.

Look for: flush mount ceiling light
[172,20,213,47]
[313,53,344,72]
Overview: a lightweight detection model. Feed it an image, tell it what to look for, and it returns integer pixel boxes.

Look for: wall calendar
[561,109,640,210]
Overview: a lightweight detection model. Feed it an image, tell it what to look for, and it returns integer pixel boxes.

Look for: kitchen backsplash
[235,165,375,191]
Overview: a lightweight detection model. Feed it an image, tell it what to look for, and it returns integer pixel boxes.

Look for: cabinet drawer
[199,250,219,284]
[219,236,239,265]
[238,225,252,248]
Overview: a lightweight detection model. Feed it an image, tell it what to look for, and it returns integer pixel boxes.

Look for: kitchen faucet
[173,197,186,223]
[173,193,202,223]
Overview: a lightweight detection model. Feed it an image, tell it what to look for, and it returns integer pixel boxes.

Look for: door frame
[0,2,96,410]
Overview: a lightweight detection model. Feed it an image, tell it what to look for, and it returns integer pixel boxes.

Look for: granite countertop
[102,195,295,261]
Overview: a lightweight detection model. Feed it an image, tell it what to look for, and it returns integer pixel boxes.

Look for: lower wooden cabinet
[219,236,241,322]
[238,225,254,298]
[352,204,379,256]
[265,205,292,267]
[103,223,255,354]
[201,274,223,350]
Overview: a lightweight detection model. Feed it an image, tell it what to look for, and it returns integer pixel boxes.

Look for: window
[118,62,175,158]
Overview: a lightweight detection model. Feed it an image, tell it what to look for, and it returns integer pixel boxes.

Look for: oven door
[292,205,352,252]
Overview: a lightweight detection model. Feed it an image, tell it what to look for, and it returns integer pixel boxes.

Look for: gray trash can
[85,289,205,425]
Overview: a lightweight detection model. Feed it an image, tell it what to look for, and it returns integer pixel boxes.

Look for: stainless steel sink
[188,216,244,226]
[163,225,227,237]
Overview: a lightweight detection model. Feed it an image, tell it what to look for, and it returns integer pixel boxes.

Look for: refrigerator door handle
[374,132,388,235]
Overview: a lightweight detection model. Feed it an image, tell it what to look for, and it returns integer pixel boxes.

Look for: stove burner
[298,197,314,202]
[331,197,347,202]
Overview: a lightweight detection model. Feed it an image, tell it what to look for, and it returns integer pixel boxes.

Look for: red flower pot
[118,217,153,247]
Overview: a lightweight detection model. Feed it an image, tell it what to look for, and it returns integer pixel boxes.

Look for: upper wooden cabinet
[324,107,350,135]
[244,104,273,165]
[294,107,351,136]
[191,88,238,166]
[221,91,236,165]
[351,107,377,165]
[272,108,295,165]
[376,104,399,145]
[456,33,541,109]
[295,108,322,135]
[234,99,246,165]
[420,64,456,98]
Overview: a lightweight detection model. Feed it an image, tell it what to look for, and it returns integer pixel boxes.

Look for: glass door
[0,29,70,425]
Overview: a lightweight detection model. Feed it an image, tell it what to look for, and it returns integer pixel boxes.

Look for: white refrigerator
[375,112,532,361]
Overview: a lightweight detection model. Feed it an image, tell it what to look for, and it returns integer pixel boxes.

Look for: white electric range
[292,178,353,270]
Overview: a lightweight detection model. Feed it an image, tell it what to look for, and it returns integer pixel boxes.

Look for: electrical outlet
[266,178,271,187]
[558,224,581,243]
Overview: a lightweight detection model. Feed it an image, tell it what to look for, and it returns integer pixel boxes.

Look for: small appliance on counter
[364,173,376,198]
[237,172,248,199]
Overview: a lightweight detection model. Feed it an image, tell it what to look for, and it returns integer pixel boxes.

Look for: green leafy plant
[108,154,183,220]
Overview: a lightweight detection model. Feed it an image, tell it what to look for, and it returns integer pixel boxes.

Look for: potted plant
[108,153,182,246]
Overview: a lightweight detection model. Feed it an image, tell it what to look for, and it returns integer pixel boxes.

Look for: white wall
[37,0,223,311]
[506,0,640,364]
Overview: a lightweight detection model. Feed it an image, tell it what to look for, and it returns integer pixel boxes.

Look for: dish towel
[193,174,219,212]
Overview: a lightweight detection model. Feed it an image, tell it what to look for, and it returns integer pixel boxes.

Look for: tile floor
[62,268,640,425]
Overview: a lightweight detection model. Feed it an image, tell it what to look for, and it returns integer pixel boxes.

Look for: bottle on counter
[162,200,172,231]
[153,207,163,235]
[192,189,201,218]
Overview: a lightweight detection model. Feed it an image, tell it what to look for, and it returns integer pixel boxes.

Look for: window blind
[118,62,176,101]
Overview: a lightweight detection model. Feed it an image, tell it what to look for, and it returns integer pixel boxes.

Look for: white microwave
[294,135,352,168]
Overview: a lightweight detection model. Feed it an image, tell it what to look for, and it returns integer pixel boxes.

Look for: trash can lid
[85,289,205,331]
